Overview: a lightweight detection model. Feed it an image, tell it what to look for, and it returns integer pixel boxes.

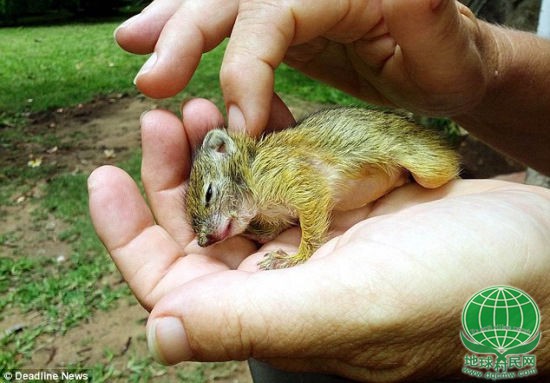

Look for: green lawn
[0,21,359,116]
[0,23,142,113]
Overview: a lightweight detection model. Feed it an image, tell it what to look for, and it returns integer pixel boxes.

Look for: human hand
[88,99,550,381]
[115,0,495,135]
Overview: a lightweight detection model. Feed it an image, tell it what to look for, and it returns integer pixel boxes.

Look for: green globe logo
[461,286,541,369]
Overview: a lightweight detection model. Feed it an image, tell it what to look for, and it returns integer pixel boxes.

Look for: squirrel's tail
[396,143,461,188]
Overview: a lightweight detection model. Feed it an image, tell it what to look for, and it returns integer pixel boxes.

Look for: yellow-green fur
[186,107,460,269]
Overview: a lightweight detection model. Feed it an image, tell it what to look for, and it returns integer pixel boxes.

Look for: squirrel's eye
[205,184,213,205]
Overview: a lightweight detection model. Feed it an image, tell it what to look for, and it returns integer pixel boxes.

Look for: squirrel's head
[185,129,256,247]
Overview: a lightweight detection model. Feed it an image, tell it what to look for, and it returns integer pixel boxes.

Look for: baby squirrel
[185,107,460,270]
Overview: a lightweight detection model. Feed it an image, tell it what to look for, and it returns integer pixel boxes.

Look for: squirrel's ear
[203,129,237,155]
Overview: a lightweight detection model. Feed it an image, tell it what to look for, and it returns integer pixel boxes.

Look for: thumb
[146,271,257,365]
[145,265,363,365]
[384,0,473,68]
[381,0,488,114]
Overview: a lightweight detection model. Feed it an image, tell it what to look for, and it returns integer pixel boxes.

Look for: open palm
[88,99,550,381]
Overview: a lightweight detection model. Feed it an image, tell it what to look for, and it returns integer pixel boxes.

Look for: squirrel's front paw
[258,249,300,270]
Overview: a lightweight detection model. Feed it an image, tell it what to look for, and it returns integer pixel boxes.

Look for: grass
[0,23,143,114]
[0,22,361,117]
[0,153,141,372]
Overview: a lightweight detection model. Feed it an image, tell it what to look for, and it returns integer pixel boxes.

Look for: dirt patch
[37,300,148,367]
[29,93,146,174]
[1,94,150,263]
[2,301,251,382]
[458,135,525,179]
[1,93,527,381]
[32,300,251,382]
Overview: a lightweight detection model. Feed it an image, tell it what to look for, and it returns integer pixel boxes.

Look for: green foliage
[275,64,362,106]
[0,23,144,114]
[416,116,466,145]
[0,0,17,19]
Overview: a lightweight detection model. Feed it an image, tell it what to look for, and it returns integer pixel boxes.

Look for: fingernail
[228,104,246,132]
[113,14,141,39]
[147,317,192,365]
[133,53,157,85]
[139,110,151,125]
[87,169,100,191]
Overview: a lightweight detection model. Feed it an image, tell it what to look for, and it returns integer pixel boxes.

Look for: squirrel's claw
[258,249,302,270]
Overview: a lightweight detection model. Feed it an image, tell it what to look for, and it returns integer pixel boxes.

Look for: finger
[220,2,289,136]
[181,94,295,138]
[221,0,386,133]
[145,265,369,365]
[180,98,225,149]
[219,1,297,133]
[383,0,476,68]
[383,0,470,80]
[114,0,183,54]
[263,93,296,133]
[88,166,234,309]
[88,166,184,309]
[134,0,238,98]
[89,166,155,252]
[141,110,194,246]
[284,38,392,106]
[377,0,485,113]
